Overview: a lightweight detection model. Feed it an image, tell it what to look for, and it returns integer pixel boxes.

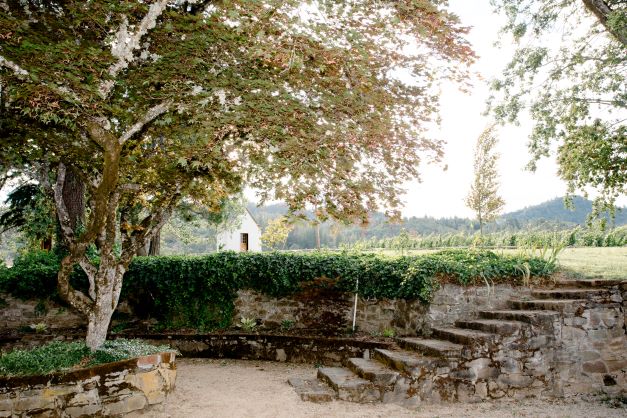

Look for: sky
[398,0,570,219]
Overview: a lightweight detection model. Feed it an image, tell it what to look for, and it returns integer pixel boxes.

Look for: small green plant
[382,328,396,338]
[111,321,130,333]
[30,322,48,333]
[280,319,294,331]
[239,317,257,332]
[34,299,47,316]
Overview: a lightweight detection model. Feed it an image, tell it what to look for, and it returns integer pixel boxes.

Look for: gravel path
[130,358,626,418]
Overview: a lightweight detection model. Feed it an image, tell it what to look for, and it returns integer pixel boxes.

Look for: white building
[216,208,262,252]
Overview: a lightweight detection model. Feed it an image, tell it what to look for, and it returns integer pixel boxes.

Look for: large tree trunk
[62,167,85,231]
[85,264,125,349]
[148,227,161,255]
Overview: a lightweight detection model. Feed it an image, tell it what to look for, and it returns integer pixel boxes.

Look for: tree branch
[98,0,170,98]
[118,102,170,144]
[0,55,83,105]
[582,0,627,47]
[0,55,29,79]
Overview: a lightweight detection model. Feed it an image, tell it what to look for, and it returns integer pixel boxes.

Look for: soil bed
[133,358,627,418]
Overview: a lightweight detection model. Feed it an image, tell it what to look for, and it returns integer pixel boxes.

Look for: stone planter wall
[126,333,393,367]
[0,352,176,417]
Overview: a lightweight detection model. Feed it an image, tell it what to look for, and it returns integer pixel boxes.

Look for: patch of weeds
[34,300,48,316]
[382,328,396,338]
[601,394,627,409]
[29,322,48,333]
[0,297,7,308]
[280,319,294,332]
[238,317,257,332]
[56,307,66,315]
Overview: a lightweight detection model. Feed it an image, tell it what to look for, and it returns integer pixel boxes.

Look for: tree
[489,0,626,218]
[0,0,473,348]
[261,216,293,250]
[465,125,505,235]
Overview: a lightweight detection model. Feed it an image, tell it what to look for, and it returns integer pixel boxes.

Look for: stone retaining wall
[0,352,176,417]
[555,284,627,395]
[234,284,532,336]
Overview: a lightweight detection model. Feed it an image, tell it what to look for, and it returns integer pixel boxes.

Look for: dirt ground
[130,358,626,418]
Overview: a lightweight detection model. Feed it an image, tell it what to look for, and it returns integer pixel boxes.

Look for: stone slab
[397,338,463,358]
[317,367,380,402]
[455,319,524,336]
[346,358,399,387]
[431,327,496,345]
[288,377,336,402]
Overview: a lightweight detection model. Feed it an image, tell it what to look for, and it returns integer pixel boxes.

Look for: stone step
[531,288,608,300]
[317,367,380,403]
[397,337,463,358]
[373,348,450,376]
[509,299,586,313]
[555,279,627,288]
[431,327,497,345]
[288,377,336,402]
[455,319,525,336]
[346,358,399,388]
[479,309,559,326]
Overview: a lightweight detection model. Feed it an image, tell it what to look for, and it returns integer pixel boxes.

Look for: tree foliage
[489,0,626,217]
[0,0,473,348]
[261,216,293,250]
[465,125,505,234]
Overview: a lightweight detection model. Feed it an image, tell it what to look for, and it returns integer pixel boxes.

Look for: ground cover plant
[0,339,172,377]
[0,249,556,331]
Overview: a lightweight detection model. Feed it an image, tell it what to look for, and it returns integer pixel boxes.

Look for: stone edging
[0,351,176,417]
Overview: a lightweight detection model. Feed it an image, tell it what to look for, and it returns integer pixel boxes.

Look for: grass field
[371,247,627,280]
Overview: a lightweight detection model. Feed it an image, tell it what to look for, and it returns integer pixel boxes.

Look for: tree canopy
[489,0,626,216]
[0,0,474,348]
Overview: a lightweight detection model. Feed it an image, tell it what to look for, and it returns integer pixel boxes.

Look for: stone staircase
[289,282,619,406]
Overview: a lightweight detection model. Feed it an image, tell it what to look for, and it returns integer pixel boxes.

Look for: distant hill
[502,196,627,226]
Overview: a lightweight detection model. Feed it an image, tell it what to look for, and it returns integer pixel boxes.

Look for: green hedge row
[0,249,556,330]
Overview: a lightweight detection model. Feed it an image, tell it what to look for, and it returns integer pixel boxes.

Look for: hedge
[0,249,556,330]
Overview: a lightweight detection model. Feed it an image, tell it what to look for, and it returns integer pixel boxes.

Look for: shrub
[0,250,59,298]
[2,249,555,331]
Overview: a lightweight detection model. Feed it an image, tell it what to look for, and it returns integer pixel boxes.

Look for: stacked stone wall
[0,352,176,417]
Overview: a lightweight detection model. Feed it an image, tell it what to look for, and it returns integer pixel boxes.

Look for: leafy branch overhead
[0,0,474,348]
[489,0,626,218]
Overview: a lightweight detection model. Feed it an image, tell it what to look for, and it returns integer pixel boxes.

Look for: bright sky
[399,0,569,219]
